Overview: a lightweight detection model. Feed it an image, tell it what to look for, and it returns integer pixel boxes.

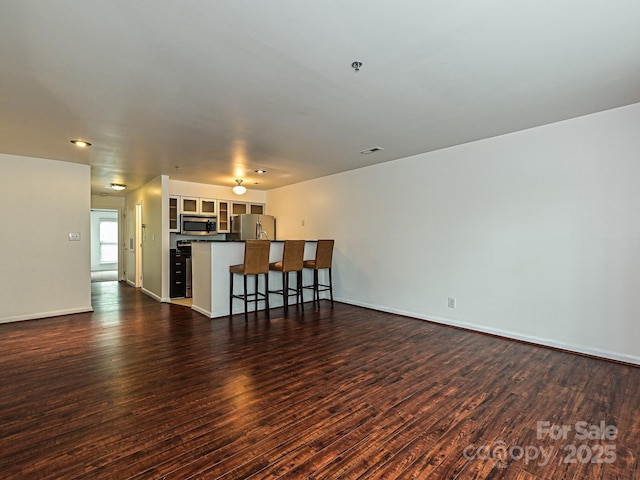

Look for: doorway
[90,209,119,282]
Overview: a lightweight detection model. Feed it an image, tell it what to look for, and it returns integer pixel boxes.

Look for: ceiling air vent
[360,147,384,155]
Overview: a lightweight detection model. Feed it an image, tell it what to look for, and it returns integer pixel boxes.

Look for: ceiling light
[110,183,126,191]
[254,169,267,174]
[232,179,247,195]
[71,139,91,147]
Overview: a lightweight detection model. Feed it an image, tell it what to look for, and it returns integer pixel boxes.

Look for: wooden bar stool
[303,239,334,308]
[269,240,305,315]
[229,240,271,321]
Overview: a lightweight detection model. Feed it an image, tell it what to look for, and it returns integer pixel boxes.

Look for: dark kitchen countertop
[223,239,317,242]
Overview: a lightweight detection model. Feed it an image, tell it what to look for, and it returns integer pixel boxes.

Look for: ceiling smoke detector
[360,146,384,155]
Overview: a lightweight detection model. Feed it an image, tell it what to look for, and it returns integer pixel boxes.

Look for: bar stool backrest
[281,240,305,272]
[243,240,271,275]
[314,239,334,269]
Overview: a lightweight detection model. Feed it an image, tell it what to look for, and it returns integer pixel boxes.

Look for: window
[99,219,118,264]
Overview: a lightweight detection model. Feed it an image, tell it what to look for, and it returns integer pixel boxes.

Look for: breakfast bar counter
[191,240,318,318]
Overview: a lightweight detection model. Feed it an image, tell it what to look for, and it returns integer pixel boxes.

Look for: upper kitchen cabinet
[231,202,265,216]
[169,196,180,232]
[250,204,264,214]
[181,196,216,215]
[181,196,198,214]
[218,200,230,233]
[200,198,216,215]
[231,202,247,215]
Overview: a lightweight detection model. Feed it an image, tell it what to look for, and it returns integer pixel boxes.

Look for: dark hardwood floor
[0,282,637,479]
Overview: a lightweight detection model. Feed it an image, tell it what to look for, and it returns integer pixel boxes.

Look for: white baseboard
[336,297,640,366]
[191,304,212,318]
[0,306,94,324]
[141,288,163,303]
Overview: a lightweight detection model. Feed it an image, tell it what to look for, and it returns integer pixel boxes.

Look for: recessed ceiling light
[110,183,126,191]
[360,146,384,155]
[254,169,267,174]
[70,139,91,147]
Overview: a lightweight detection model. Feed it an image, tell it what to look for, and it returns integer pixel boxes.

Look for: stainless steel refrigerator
[230,214,276,240]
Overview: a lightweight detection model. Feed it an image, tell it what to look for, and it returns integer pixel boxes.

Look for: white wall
[0,153,92,322]
[267,102,640,364]
[125,175,168,301]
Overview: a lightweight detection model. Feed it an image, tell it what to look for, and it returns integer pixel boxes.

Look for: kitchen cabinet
[231,202,247,215]
[169,196,180,232]
[231,202,265,216]
[250,203,264,214]
[181,196,217,215]
[200,198,216,215]
[217,200,230,232]
[170,251,187,298]
[181,196,199,214]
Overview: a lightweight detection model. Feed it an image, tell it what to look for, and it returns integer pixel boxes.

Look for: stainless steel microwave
[181,215,217,235]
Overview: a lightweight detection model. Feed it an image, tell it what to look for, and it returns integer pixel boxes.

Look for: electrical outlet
[68,232,81,241]
[448,297,456,309]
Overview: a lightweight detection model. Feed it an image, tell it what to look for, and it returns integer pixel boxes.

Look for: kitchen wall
[267,102,640,364]
[0,153,92,323]
[119,178,266,301]
[170,179,267,205]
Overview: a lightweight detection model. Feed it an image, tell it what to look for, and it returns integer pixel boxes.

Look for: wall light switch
[68,232,81,241]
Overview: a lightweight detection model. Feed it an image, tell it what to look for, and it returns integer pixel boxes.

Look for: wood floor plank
[0,282,638,479]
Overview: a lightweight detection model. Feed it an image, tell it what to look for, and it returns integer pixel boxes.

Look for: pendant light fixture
[232,179,247,195]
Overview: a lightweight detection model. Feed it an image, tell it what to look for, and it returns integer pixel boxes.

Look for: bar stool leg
[313,269,319,307]
[284,271,290,314]
[243,275,248,322]
[253,275,259,315]
[329,268,334,305]
[297,270,304,312]
[264,273,270,319]
[229,272,234,319]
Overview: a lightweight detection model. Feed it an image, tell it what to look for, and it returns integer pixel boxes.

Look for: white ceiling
[1,0,639,196]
